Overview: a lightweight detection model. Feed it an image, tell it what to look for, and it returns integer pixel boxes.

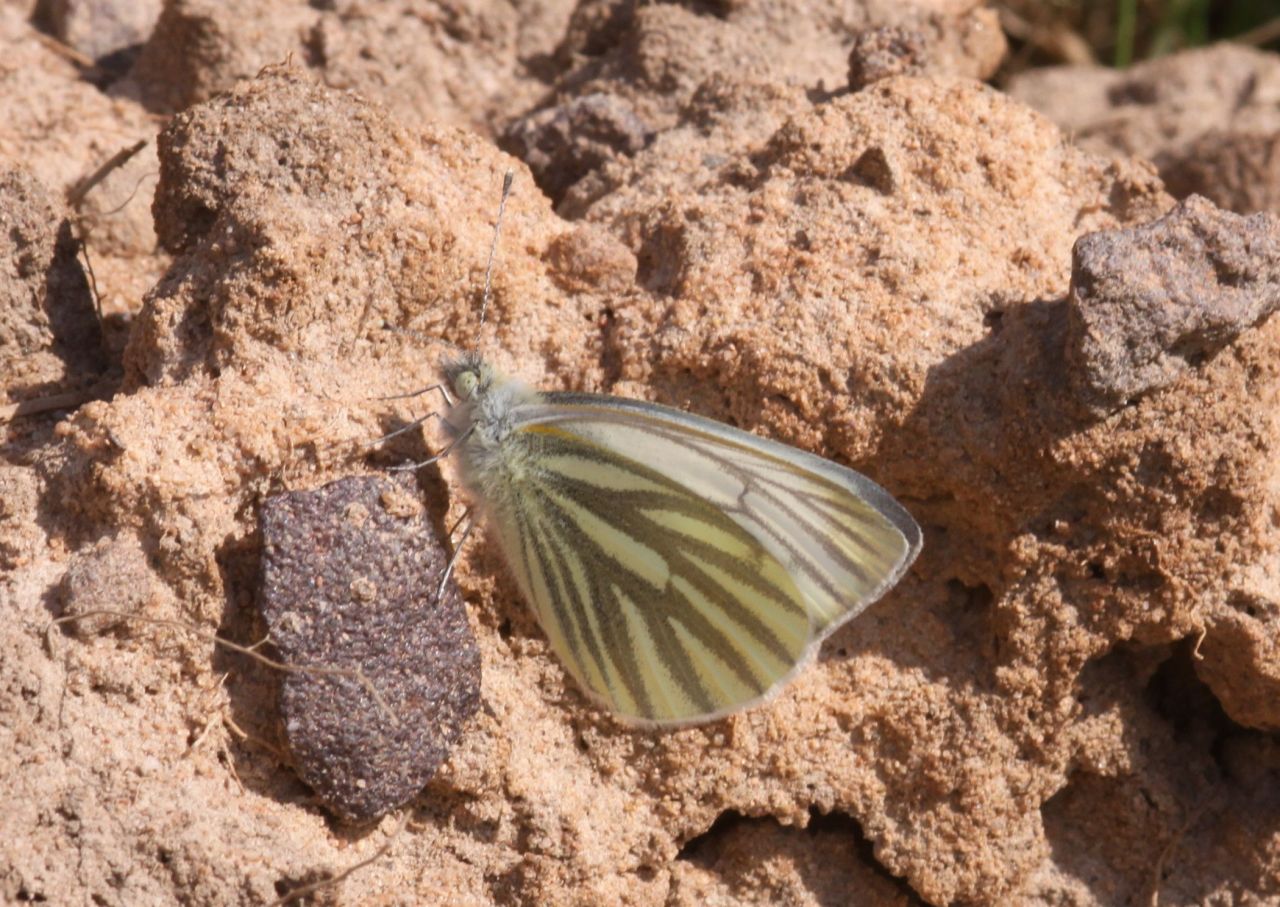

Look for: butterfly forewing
[483,421,810,722]
[482,393,920,725]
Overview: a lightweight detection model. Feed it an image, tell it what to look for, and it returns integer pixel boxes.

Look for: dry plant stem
[222,744,248,795]
[31,30,95,68]
[1235,17,1280,46]
[350,295,377,357]
[183,672,231,756]
[997,6,1096,65]
[221,708,288,763]
[66,139,150,331]
[0,390,98,422]
[1147,798,1207,907]
[66,140,149,208]
[78,236,105,329]
[45,610,400,724]
[269,811,410,907]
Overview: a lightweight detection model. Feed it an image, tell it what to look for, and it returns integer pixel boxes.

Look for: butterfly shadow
[826,296,1094,698]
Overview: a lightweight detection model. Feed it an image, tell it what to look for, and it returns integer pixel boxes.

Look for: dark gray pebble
[258,474,480,822]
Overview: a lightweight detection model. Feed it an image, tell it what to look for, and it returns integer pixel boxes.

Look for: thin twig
[33,31,96,69]
[66,139,148,208]
[997,7,1096,66]
[63,139,150,332]
[221,709,288,763]
[350,295,377,358]
[93,170,158,218]
[184,672,231,756]
[225,711,289,761]
[1234,16,1280,47]
[1147,796,1206,907]
[0,389,99,422]
[78,232,105,329]
[1190,624,1206,660]
[46,610,399,725]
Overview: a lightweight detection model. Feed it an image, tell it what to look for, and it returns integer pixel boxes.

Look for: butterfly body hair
[444,355,539,508]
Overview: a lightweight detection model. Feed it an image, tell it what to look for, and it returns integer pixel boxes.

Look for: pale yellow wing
[484,394,921,725]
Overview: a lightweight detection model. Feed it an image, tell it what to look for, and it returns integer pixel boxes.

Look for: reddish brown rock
[126,0,570,133]
[848,25,929,89]
[127,0,317,114]
[512,1,1005,201]
[0,165,100,400]
[56,532,164,635]
[671,811,916,905]
[501,92,650,203]
[0,7,160,324]
[848,9,1005,91]
[36,0,161,63]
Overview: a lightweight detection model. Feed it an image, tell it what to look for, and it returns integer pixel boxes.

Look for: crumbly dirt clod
[1009,42,1280,214]
[0,164,100,399]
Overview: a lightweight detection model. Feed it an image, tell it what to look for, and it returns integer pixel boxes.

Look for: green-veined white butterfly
[433,352,921,726]
[403,173,921,726]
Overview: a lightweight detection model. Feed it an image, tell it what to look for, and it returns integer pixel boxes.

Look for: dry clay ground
[3,1,1279,904]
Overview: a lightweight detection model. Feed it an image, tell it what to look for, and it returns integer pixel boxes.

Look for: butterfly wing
[483,393,921,725]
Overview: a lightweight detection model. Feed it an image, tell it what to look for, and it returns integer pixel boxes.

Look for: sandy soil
[2,1,1278,904]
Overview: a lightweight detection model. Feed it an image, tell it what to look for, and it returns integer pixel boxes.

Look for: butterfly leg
[447,505,473,539]
[436,510,476,598]
[369,410,449,450]
[376,382,455,407]
[387,425,474,472]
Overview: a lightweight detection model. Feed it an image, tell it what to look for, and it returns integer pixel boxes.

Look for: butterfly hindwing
[482,394,920,725]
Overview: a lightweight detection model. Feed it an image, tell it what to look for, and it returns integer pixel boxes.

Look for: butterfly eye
[455,371,479,399]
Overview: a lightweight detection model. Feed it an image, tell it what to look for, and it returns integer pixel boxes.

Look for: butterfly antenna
[478,170,514,332]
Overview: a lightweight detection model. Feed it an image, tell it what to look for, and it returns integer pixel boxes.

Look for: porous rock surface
[1064,195,1280,413]
[2,2,1278,905]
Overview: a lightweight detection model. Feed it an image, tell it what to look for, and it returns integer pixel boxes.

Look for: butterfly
[433,352,922,726]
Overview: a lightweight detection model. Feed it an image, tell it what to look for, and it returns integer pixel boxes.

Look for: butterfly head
[442,352,533,452]
[443,352,497,403]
